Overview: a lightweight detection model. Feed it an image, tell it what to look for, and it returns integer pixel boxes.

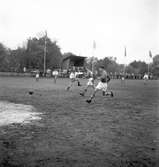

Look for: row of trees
[86,56,159,77]
[0,34,159,77]
[0,36,62,72]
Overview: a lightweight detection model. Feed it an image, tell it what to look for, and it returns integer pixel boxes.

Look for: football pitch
[0,77,158,167]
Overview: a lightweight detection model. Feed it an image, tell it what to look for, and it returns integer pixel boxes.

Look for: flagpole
[44,31,47,76]
[124,46,127,79]
[92,40,96,72]
[148,50,153,77]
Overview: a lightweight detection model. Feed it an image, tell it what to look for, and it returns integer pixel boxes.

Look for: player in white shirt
[86,66,113,103]
[35,72,40,82]
[66,69,81,91]
[143,73,149,84]
[121,75,126,85]
[143,73,149,80]
[52,70,59,83]
[80,69,95,96]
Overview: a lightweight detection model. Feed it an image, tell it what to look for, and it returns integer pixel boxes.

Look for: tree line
[86,56,159,78]
[0,34,159,78]
[0,36,62,72]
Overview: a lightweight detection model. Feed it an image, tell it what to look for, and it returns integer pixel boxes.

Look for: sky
[0,0,158,64]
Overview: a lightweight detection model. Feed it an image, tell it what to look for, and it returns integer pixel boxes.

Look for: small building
[61,53,86,70]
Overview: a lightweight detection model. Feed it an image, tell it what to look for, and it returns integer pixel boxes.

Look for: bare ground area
[0,77,158,167]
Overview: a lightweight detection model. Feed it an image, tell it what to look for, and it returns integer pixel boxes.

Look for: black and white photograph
[0,0,158,166]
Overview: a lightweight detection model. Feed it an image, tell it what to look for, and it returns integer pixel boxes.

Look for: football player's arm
[106,75,111,83]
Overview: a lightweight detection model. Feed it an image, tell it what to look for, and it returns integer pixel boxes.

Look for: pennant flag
[124,47,127,57]
[93,40,96,49]
[149,50,152,58]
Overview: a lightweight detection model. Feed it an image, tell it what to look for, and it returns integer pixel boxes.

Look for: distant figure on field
[121,76,125,81]
[143,73,149,84]
[121,75,126,85]
[35,72,40,82]
[23,67,26,73]
[52,70,59,84]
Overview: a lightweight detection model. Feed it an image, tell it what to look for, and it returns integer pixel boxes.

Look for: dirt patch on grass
[0,101,41,126]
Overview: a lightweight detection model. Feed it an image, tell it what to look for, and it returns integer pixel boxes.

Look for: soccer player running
[35,71,40,82]
[52,69,59,84]
[86,65,114,103]
[66,68,81,91]
[80,68,95,96]
[143,73,149,85]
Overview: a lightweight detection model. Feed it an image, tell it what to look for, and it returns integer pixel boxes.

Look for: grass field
[0,77,158,167]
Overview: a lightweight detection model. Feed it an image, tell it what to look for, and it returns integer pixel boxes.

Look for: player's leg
[144,78,148,85]
[102,84,114,97]
[102,90,106,96]
[86,82,101,103]
[80,85,89,96]
[86,88,98,103]
[36,76,39,82]
[54,76,56,83]
[76,78,82,86]
[80,80,95,96]
[66,79,74,91]
[54,75,57,84]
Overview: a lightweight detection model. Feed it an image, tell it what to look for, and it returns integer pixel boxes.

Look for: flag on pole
[149,50,152,58]
[93,40,96,49]
[124,47,127,57]
[44,30,47,75]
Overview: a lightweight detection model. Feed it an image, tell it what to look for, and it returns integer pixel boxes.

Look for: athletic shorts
[70,73,76,79]
[87,78,94,86]
[96,81,107,91]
